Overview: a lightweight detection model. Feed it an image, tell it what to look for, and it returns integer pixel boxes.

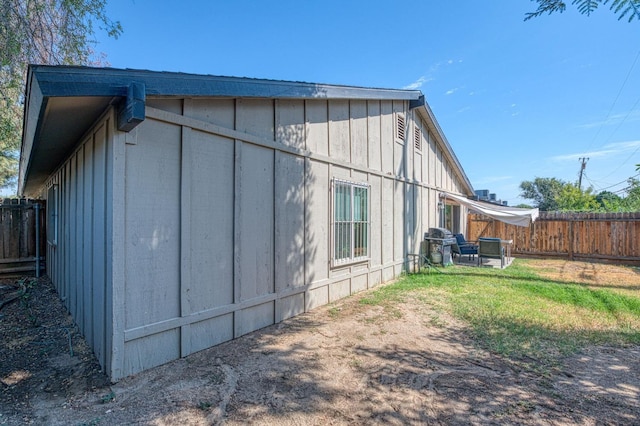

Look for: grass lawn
[360,259,640,368]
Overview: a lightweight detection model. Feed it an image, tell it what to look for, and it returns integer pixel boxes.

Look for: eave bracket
[117,82,146,132]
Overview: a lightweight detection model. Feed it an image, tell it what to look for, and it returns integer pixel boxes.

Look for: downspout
[34,202,40,278]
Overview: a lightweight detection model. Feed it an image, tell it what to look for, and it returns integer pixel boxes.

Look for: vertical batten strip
[103,115,113,374]
[180,124,192,357]
[110,108,127,380]
[232,139,242,337]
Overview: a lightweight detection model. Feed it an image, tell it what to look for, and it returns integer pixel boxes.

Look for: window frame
[331,178,370,267]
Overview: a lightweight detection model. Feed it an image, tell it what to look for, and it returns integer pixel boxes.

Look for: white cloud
[445,87,460,95]
[576,110,640,129]
[403,75,432,90]
[404,58,464,90]
[550,140,640,161]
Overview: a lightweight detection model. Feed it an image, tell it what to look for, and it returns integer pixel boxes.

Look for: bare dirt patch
[528,258,640,296]
[1,260,639,425]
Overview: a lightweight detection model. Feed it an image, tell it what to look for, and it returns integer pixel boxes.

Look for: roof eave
[18,65,427,197]
[414,101,474,196]
[18,68,45,197]
[28,65,423,101]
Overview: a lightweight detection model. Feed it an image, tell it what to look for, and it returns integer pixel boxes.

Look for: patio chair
[454,233,476,248]
[478,237,505,268]
[452,234,478,261]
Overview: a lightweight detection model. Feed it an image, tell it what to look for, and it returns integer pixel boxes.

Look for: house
[19,65,475,381]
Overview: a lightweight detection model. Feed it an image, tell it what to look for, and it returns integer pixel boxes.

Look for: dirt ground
[1,259,639,425]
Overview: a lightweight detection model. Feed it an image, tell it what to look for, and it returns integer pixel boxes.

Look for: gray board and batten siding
[21,66,474,381]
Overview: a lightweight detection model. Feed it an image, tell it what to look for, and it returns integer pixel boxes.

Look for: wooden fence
[0,199,46,276]
[467,211,640,265]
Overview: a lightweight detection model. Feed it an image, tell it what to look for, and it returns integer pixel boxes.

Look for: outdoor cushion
[454,233,476,248]
[478,237,505,268]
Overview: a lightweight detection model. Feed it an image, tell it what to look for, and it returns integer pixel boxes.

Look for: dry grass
[361,258,640,366]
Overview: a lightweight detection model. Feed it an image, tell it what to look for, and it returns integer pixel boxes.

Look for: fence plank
[467,212,640,265]
[0,200,46,276]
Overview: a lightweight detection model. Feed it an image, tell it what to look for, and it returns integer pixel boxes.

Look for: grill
[424,227,456,265]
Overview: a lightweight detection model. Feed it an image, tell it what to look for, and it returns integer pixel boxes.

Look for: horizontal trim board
[0,256,45,264]
[124,292,279,341]
[123,260,406,342]
[145,107,462,196]
[0,265,46,274]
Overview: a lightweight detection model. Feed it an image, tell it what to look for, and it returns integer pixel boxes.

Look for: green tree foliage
[521,176,640,212]
[621,177,640,210]
[555,183,600,211]
[0,0,121,190]
[595,178,640,212]
[526,0,640,22]
[519,177,566,211]
[596,190,624,210]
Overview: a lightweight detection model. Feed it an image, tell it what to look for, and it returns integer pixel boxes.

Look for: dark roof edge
[29,65,423,101]
[18,67,44,196]
[416,101,475,196]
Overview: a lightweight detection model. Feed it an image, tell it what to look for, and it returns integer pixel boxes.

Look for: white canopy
[443,193,539,227]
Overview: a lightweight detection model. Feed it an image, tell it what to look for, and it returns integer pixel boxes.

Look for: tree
[596,190,624,210]
[526,0,640,22]
[622,177,640,210]
[519,177,566,211]
[555,183,600,211]
[0,0,122,190]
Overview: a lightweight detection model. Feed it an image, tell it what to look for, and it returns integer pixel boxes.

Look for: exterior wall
[44,110,115,374]
[113,98,469,379]
[41,96,470,381]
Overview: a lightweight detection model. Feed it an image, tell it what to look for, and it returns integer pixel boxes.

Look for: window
[443,204,461,234]
[332,179,370,265]
[47,184,58,245]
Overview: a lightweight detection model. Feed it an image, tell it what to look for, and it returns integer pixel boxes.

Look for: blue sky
[94,0,640,205]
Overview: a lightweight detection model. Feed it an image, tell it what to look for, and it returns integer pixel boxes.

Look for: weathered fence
[467,211,640,265]
[0,199,46,276]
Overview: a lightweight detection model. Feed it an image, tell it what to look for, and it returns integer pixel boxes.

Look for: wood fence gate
[467,211,640,265]
[0,199,46,276]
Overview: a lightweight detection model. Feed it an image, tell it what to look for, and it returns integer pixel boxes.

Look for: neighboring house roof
[20,65,474,197]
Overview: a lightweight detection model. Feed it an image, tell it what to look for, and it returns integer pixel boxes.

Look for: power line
[598,124,640,180]
[592,173,640,192]
[585,49,640,152]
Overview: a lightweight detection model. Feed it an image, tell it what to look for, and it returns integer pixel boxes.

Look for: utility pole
[578,157,589,190]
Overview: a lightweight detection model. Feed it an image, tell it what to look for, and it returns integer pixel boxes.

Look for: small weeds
[100,391,115,404]
[349,358,363,370]
[328,306,341,318]
[197,401,212,411]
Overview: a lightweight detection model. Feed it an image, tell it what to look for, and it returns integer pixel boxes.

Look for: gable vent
[414,127,422,151]
[396,113,406,142]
